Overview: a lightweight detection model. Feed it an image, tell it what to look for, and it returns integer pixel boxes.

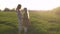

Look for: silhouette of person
[16,4,22,31]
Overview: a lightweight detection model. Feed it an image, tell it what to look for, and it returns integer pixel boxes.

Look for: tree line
[0,8,15,12]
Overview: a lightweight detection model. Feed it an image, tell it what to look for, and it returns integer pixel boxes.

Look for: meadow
[0,7,60,34]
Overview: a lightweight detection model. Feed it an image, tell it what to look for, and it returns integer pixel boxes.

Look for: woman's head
[17,4,21,9]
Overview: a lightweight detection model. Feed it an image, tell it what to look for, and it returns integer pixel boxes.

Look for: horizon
[0,0,60,10]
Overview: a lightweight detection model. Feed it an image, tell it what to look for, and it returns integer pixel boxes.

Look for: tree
[4,8,10,11]
[55,7,60,15]
[0,9,1,11]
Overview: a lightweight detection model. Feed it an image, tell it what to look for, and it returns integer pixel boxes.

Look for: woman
[16,4,23,32]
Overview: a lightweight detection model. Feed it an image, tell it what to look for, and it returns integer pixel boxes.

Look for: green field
[0,7,60,34]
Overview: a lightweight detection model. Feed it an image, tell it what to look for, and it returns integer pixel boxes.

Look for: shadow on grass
[21,21,48,34]
[0,20,16,27]
[0,20,48,34]
[0,28,18,34]
[0,20,18,34]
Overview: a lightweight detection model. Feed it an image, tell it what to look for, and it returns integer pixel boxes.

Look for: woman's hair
[17,4,21,9]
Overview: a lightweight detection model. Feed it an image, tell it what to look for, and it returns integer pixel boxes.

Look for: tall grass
[0,11,60,34]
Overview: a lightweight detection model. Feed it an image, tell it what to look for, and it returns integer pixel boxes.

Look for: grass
[0,10,60,34]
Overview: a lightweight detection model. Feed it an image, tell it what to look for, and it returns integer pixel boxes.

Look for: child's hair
[17,4,21,9]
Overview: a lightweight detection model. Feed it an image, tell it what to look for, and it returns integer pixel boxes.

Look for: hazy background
[0,0,60,10]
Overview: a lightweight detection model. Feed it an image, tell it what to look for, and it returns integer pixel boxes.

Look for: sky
[0,0,60,10]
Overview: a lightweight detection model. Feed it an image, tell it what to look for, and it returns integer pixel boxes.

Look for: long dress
[16,9,22,32]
